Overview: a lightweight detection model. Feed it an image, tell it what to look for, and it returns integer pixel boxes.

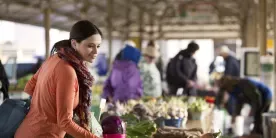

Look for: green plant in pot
[188,98,208,120]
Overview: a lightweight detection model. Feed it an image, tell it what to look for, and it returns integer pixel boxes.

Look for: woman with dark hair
[15,20,102,138]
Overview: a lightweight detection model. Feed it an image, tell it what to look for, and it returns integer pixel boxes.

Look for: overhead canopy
[0,0,274,39]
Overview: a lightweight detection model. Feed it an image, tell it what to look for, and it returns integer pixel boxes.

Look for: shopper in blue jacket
[216,76,272,135]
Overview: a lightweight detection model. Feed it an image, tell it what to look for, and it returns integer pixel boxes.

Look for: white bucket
[233,116,244,136]
[0,92,3,105]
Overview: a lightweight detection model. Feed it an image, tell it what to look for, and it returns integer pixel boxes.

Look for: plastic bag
[90,112,103,137]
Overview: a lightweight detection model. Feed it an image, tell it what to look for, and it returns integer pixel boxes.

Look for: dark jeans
[252,99,272,134]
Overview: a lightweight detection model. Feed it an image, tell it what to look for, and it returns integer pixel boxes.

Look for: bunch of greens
[121,113,157,138]
[188,98,208,113]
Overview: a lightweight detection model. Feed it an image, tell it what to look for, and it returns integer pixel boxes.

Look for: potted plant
[188,98,208,120]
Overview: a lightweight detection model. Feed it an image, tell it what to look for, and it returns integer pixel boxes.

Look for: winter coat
[166,49,197,87]
[139,59,162,98]
[155,57,164,81]
[247,78,272,100]
[217,78,262,116]
[95,54,108,76]
[224,55,240,77]
[102,60,143,103]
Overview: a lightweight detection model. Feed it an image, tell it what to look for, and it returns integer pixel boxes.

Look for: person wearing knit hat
[124,40,136,48]
[121,45,141,65]
[146,40,164,81]
[147,40,160,50]
[143,46,160,59]
[115,40,136,60]
[139,43,162,98]
[218,45,240,77]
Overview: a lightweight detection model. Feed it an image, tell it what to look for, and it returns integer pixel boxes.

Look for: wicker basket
[153,127,203,138]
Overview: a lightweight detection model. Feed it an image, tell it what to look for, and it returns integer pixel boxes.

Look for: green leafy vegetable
[188,97,208,112]
[121,113,156,138]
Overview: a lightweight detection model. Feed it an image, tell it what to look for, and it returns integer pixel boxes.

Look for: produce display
[121,113,157,138]
[188,97,208,113]
[187,97,209,120]
[163,97,188,120]
[131,103,154,120]
[90,94,222,138]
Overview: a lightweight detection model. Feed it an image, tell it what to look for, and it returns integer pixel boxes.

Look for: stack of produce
[130,103,154,121]
[156,98,188,128]
[163,97,188,120]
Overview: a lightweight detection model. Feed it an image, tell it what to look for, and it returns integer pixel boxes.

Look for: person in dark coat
[219,46,240,77]
[166,41,199,96]
[216,76,272,135]
[0,60,9,100]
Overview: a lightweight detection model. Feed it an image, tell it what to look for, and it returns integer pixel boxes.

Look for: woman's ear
[71,39,77,49]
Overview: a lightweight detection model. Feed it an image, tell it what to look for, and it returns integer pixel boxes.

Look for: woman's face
[72,34,102,63]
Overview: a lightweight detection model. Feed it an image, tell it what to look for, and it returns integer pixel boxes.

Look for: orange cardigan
[15,55,97,138]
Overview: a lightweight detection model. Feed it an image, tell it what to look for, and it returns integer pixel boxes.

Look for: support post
[107,0,113,66]
[273,0,276,110]
[80,0,89,19]
[138,10,144,50]
[158,18,163,40]
[149,12,154,40]
[259,0,267,56]
[240,19,247,47]
[44,7,51,58]
[124,0,131,41]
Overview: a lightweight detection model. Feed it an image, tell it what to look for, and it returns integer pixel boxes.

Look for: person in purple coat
[102,45,143,103]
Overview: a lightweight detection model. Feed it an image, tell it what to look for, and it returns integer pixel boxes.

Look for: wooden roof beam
[7,0,105,27]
